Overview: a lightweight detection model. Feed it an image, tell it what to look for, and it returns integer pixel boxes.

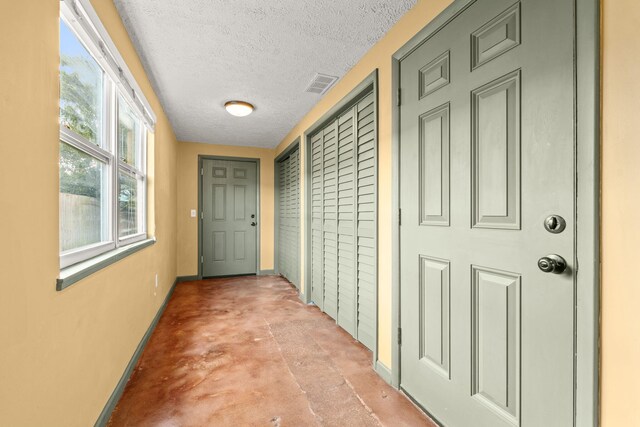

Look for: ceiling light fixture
[224,100,254,117]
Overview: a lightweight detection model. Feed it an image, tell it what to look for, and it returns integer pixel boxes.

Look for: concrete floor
[108,275,437,427]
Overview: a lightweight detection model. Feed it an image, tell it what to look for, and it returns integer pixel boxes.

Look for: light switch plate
[190,209,197,218]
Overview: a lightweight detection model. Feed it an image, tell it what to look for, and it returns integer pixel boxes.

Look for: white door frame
[389,0,600,425]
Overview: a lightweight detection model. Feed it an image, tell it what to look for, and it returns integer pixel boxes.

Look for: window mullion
[107,78,119,249]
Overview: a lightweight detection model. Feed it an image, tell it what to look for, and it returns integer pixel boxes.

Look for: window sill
[57,238,156,291]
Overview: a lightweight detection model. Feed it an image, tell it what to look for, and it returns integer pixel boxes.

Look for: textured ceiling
[114,0,417,147]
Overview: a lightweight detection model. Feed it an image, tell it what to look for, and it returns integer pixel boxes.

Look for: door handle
[538,254,567,274]
[251,222,257,227]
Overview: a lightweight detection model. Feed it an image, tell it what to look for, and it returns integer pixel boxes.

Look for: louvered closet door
[355,93,376,349]
[284,155,292,280]
[322,123,339,320]
[308,89,377,351]
[336,109,357,337]
[278,157,287,278]
[290,147,300,285]
[277,147,300,287]
[311,133,324,306]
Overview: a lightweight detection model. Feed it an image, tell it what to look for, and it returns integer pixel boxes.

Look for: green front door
[400,0,576,425]
[202,159,258,277]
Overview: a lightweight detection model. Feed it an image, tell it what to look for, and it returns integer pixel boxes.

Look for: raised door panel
[471,70,520,230]
[212,231,225,261]
[419,256,450,378]
[471,266,520,424]
[419,103,450,226]
[234,231,246,261]
[212,184,226,221]
[419,50,450,99]
[234,185,246,221]
[471,3,520,70]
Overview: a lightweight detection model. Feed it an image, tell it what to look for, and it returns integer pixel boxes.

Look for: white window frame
[59,0,153,269]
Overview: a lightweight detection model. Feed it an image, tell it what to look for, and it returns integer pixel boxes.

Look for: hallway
[108,276,436,426]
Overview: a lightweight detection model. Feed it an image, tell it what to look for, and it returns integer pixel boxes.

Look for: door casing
[197,155,262,278]
[389,0,600,425]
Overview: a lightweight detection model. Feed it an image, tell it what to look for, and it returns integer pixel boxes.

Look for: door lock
[251,222,257,227]
[544,215,566,234]
[538,254,567,274]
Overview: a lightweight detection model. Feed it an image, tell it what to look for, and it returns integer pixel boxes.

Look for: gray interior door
[309,90,377,350]
[277,147,300,287]
[400,0,576,426]
[202,159,257,277]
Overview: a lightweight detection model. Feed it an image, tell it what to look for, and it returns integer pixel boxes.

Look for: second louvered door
[309,90,377,351]
[277,146,300,287]
[336,109,357,337]
[322,122,338,320]
[355,93,376,349]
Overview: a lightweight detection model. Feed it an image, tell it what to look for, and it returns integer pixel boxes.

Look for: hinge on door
[398,208,402,226]
[397,88,402,107]
[200,256,204,264]
[200,211,203,220]
[398,327,402,346]
[201,168,204,176]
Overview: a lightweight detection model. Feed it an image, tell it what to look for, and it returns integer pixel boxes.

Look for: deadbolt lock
[544,215,566,234]
[538,254,567,274]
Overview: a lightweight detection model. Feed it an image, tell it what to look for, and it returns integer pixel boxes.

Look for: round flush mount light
[224,100,254,117]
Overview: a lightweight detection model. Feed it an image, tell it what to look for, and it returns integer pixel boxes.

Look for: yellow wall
[0,0,636,424]
[176,142,275,276]
[0,1,178,426]
[275,0,454,369]
[601,0,640,425]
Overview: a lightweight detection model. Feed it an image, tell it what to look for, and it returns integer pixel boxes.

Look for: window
[59,0,153,268]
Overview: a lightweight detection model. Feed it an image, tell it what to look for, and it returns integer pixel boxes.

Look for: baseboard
[94,278,178,427]
[258,269,275,275]
[375,360,394,387]
[176,275,199,283]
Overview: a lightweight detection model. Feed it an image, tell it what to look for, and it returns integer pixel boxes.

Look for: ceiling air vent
[305,73,338,95]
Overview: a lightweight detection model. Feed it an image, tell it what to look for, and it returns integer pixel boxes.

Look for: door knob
[538,254,567,274]
[251,222,257,227]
